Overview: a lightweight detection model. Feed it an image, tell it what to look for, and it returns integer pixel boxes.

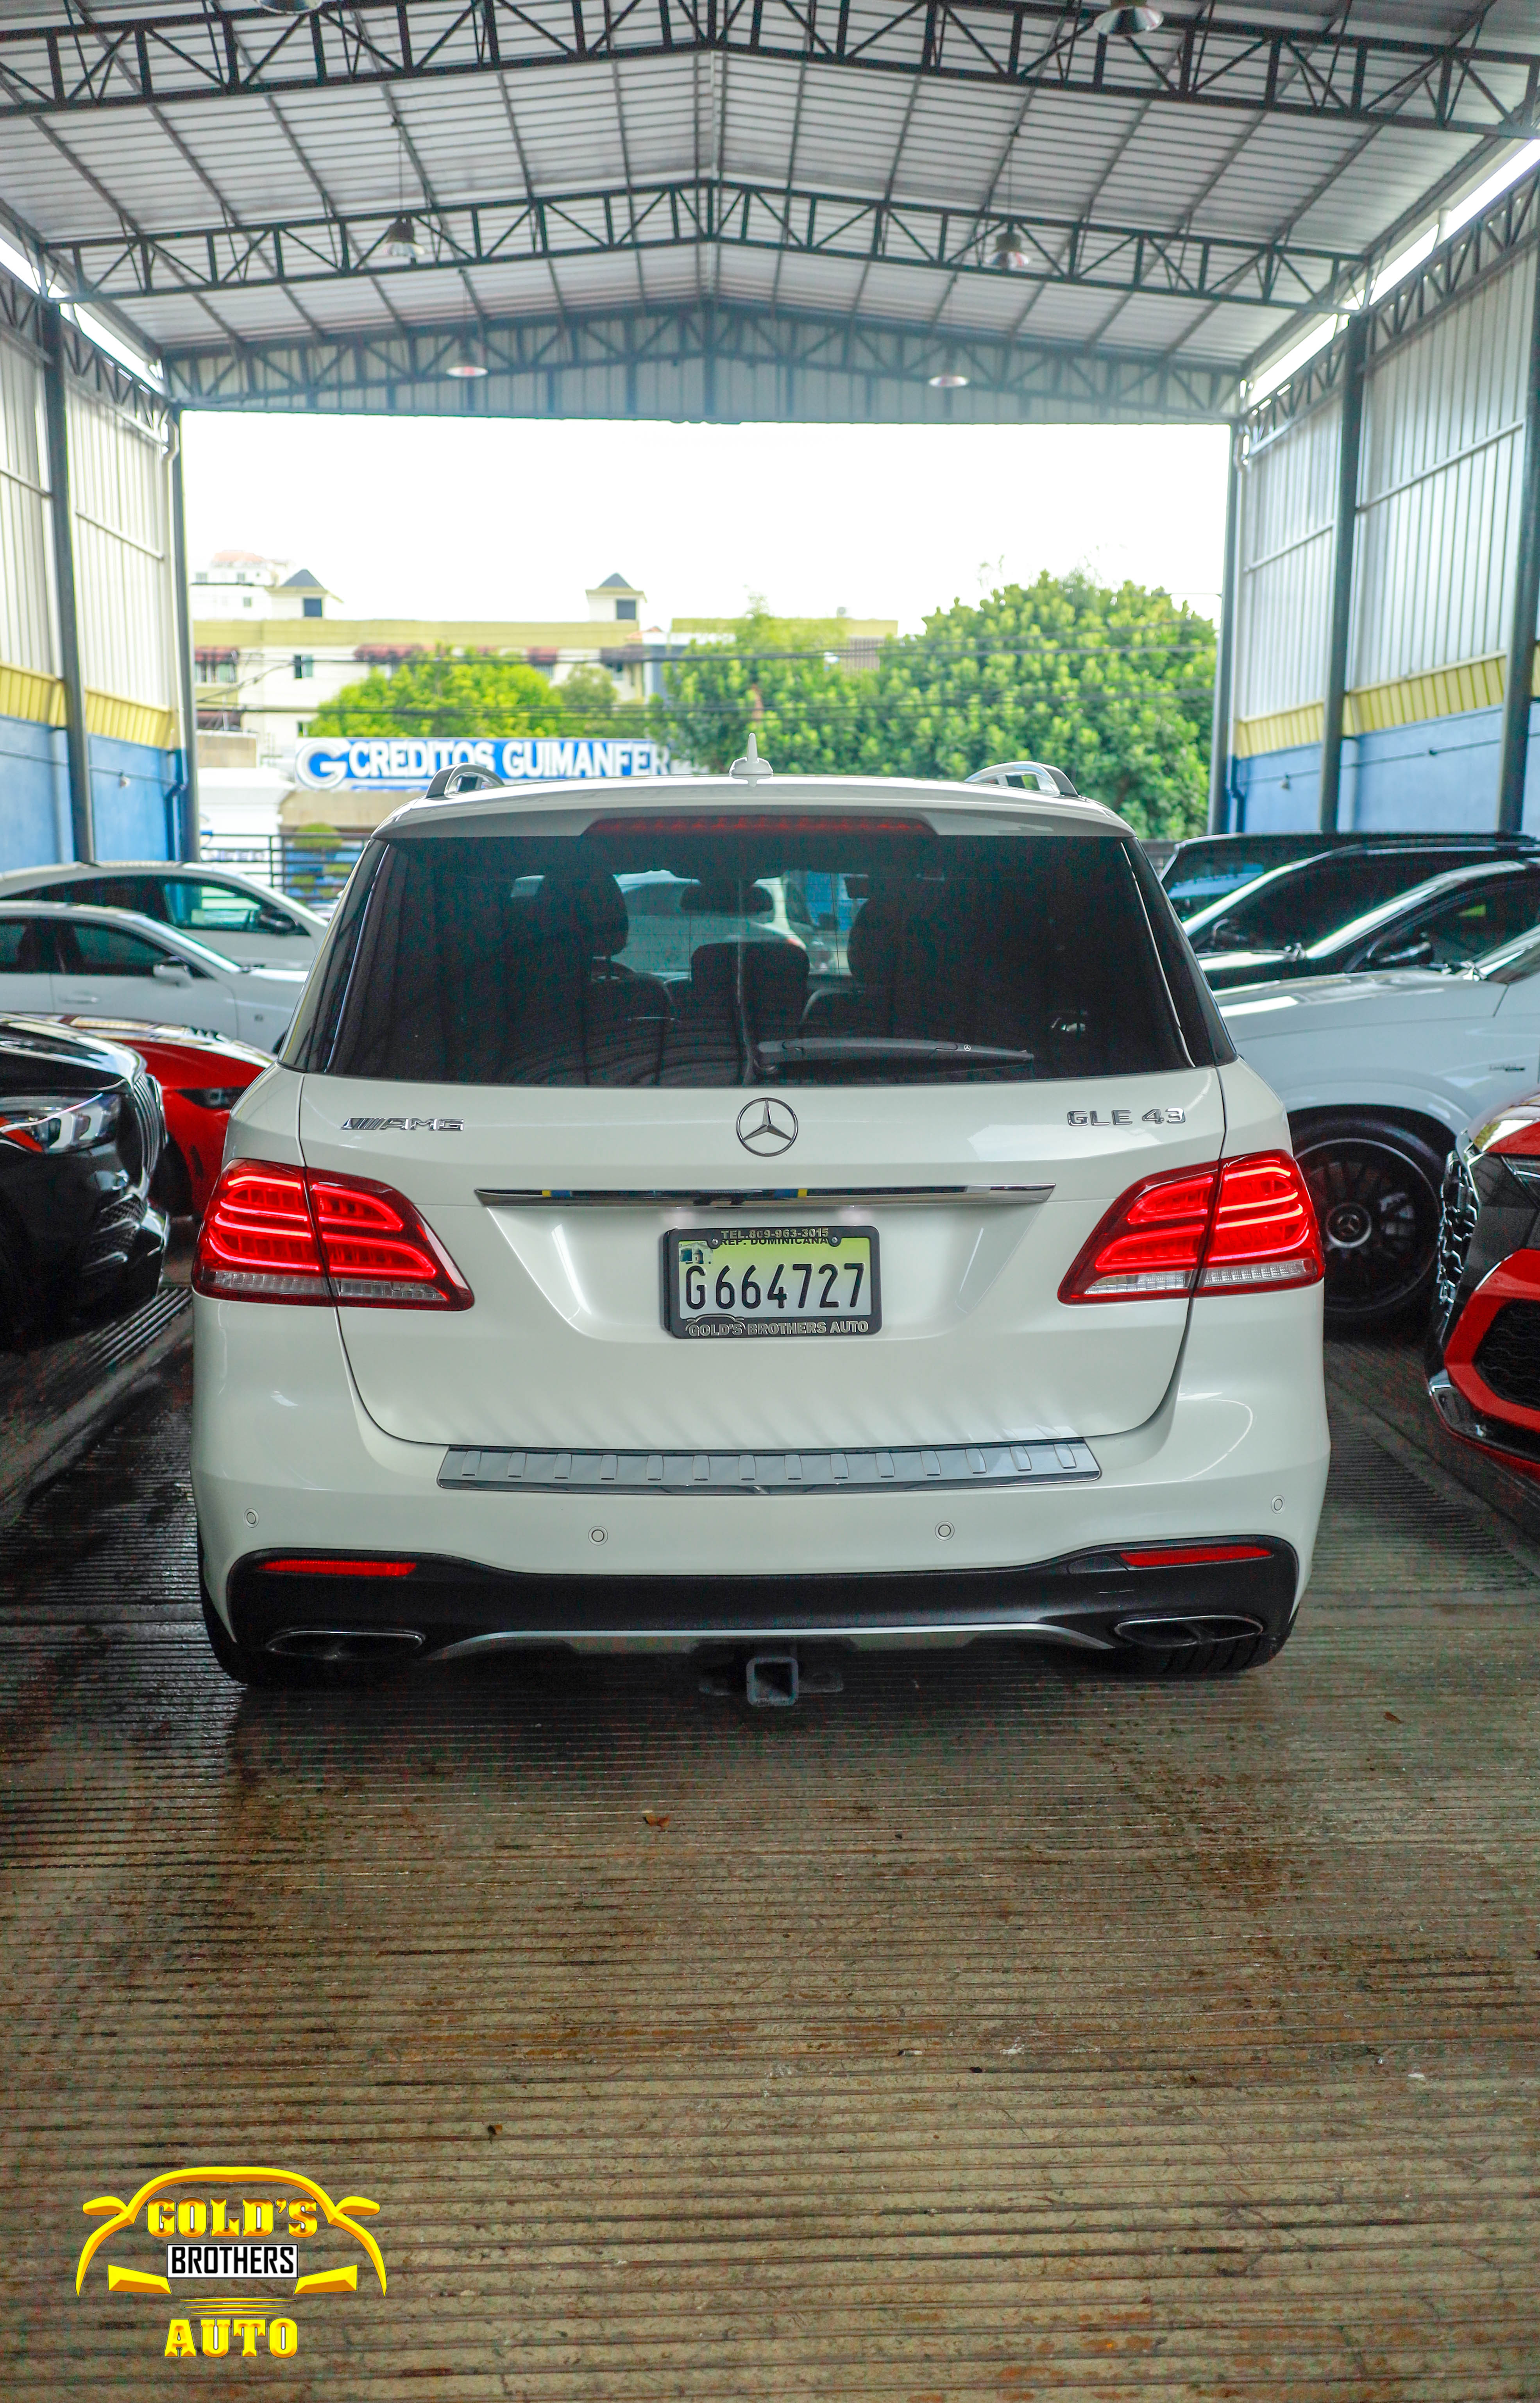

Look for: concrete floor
[2,1346,1538,2399]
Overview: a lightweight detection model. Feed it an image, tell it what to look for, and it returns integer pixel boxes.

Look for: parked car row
[1131,834,1540,1332]
[0,862,304,1344]
[11,817,1540,1548]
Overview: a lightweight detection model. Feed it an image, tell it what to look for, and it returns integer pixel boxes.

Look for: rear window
[290,819,1204,1087]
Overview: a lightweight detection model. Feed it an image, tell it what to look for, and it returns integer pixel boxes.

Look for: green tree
[554,661,651,740]
[654,576,1217,840]
[307,648,569,739]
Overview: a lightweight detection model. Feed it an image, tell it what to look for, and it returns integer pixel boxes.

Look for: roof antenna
[729,730,774,784]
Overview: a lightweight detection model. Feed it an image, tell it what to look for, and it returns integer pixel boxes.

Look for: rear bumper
[193,1289,1330,1648]
[223,1539,1299,1662]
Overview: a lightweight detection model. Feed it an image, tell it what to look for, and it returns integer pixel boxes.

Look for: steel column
[1207,421,1243,836]
[167,411,201,861]
[1318,310,1369,836]
[1496,240,1540,835]
[40,308,93,864]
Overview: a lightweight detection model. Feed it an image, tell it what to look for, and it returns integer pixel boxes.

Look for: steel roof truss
[0,3,1536,134]
[48,178,1358,313]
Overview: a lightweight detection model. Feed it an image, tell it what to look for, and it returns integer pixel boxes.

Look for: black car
[1163,831,1539,920]
[1180,840,1540,963]
[1196,858,1540,992]
[0,1017,167,1336]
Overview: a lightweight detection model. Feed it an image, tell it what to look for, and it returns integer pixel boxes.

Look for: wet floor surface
[2,1351,1538,2399]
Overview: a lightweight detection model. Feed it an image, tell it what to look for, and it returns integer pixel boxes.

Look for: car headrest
[534,870,630,959]
[688,939,809,1021]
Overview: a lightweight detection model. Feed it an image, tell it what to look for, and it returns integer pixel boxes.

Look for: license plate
[665,1225,881,1340]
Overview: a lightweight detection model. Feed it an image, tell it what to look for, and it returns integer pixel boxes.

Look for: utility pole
[1207,420,1243,835]
[40,308,93,862]
[168,410,202,861]
[1496,240,1540,835]
[1318,309,1369,835]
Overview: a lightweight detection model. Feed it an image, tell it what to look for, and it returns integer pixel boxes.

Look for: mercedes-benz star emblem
[736,1097,800,1156]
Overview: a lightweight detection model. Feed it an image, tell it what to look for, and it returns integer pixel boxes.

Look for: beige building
[190,555,897,834]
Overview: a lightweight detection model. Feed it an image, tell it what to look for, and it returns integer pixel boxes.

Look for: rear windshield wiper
[755,1037,1036,1064]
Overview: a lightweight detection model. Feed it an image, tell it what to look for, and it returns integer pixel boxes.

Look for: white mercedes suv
[191,770,1330,1689]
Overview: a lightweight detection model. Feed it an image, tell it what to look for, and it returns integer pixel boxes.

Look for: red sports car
[56,1017,270,1220]
[1428,1092,1540,1474]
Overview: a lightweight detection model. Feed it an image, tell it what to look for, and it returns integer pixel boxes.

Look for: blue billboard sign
[294,735,663,792]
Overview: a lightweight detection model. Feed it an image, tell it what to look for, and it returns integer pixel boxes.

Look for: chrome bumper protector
[476,1185,1052,1208]
[438,1439,1099,1495]
[430,1618,1114,1661]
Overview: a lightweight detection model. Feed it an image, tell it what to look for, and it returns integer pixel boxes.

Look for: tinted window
[302,824,1195,1086]
[66,873,165,917]
[0,920,54,973]
[1387,877,1540,967]
[1165,840,1325,914]
[61,923,169,977]
[1193,852,1482,951]
[162,878,293,934]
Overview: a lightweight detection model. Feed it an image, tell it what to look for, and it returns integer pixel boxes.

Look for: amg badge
[342,1116,463,1132]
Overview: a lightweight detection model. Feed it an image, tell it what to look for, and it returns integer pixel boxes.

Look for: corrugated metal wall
[1352,252,1534,689]
[1234,397,1340,726]
[0,328,56,681]
[66,381,176,713]
[1229,220,1540,824]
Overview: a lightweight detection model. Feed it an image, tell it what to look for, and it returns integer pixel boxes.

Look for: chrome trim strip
[431,1619,1113,1661]
[476,1184,1053,1207]
[438,1439,1099,1494]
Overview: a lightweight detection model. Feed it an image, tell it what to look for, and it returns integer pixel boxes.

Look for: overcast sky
[182,413,1230,635]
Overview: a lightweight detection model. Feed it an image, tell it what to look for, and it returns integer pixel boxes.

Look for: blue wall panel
[1229,700,1540,836]
[0,711,182,867]
[91,732,181,861]
[0,714,73,866]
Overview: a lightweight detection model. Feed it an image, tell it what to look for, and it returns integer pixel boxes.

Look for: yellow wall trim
[83,690,179,749]
[0,663,66,726]
[0,662,177,751]
[1345,651,1508,734]
[1236,648,1540,760]
[1234,701,1323,757]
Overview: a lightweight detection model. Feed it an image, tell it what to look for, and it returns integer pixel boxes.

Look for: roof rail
[423,763,507,798]
[965,759,1079,796]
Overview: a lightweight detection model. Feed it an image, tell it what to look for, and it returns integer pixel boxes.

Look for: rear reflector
[1119,1544,1272,1569]
[1059,1150,1322,1303]
[193,1160,473,1310]
[263,1558,417,1577]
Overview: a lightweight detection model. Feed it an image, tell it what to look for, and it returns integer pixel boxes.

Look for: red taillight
[193,1160,473,1310]
[1060,1150,1322,1303]
[263,1558,417,1577]
[1119,1544,1272,1569]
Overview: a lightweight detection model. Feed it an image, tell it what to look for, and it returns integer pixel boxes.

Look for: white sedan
[0,862,327,969]
[1219,925,1540,1328]
[0,901,308,1054]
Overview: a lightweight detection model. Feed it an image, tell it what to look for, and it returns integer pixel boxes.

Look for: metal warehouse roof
[1,2,1538,422]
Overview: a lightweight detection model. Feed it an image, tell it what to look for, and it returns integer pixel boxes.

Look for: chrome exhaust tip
[1113,1613,1265,1652]
[265,1626,426,1665]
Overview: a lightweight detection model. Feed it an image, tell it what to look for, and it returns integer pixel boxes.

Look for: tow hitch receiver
[699,1649,845,1706]
[746,1651,798,1707]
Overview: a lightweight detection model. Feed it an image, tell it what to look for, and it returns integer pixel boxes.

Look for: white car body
[0,862,327,968]
[0,902,309,1054]
[1218,954,1540,1140]
[192,776,1331,1677]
